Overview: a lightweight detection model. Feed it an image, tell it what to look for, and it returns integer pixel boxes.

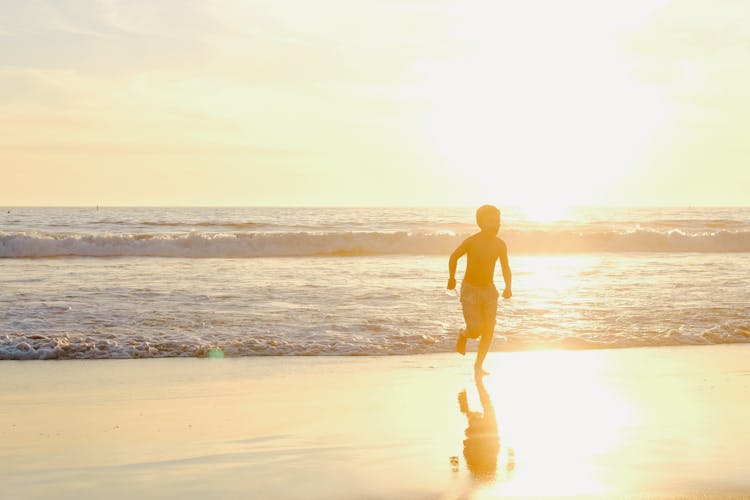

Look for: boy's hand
[502,288,512,299]
[447,277,456,290]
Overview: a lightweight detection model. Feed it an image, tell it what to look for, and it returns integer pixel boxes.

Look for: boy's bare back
[457,233,508,288]
[447,206,512,298]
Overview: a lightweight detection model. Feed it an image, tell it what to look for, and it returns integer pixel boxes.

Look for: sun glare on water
[518,203,574,224]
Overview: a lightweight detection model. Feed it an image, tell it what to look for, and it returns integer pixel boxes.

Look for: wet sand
[2,344,750,499]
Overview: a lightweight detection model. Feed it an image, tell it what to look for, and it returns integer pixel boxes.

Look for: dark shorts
[460,281,498,339]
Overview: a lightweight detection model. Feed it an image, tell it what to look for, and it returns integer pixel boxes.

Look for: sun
[417,2,669,209]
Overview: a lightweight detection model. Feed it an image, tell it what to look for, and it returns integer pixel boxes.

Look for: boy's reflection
[457,374,507,482]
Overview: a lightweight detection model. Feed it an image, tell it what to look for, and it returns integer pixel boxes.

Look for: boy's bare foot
[474,365,489,376]
[455,332,467,355]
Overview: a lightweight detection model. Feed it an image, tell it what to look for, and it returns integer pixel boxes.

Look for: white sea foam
[2,323,749,360]
[2,228,750,258]
[0,231,457,258]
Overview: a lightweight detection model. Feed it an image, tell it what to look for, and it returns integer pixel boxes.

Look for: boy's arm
[499,241,512,298]
[447,238,470,290]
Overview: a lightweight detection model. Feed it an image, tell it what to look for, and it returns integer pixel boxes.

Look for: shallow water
[1,207,749,359]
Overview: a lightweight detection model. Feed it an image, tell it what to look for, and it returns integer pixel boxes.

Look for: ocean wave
[1,324,748,359]
[1,228,750,258]
[0,231,459,258]
[509,228,750,253]
[83,219,266,229]
[650,218,746,229]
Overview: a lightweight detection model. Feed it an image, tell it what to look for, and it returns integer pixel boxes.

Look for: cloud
[2,0,748,205]
[0,0,442,157]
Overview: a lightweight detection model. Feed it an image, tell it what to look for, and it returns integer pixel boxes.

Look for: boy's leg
[474,328,494,374]
[474,296,498,374]
[462,305,482,340]
[455,329,467,355]
[457,287,481,355]
[460,283,482,340]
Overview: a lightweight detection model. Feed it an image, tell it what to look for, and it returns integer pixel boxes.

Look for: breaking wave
[1,228,750,258]
[2,324,749,360]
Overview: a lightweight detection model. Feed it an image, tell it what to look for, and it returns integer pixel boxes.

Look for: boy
[448,205,512,375]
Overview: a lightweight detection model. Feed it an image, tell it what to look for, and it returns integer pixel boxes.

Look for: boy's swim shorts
[460,281,499,339]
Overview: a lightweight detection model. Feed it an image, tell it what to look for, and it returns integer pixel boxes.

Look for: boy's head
[476,205,501,234]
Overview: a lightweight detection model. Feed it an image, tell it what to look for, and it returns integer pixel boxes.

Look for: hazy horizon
[4,203,749,209]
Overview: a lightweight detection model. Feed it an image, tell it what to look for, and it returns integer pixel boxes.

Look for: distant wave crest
[2,229,750,258]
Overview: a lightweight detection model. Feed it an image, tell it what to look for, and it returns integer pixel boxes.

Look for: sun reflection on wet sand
[2,348,750,498]
[464,350,636,498]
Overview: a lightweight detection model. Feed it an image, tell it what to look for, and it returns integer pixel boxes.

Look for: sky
[1,0,749,207]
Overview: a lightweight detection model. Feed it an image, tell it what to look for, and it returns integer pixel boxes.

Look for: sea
[1,206,749,360]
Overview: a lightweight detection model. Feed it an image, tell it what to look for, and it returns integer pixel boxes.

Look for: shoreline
[3,344,750,499]
[5,335,750,361]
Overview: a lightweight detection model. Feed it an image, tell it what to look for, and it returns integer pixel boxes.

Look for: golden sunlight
[421,2,669,208]
[518,204,574,223]
[476,350,636,498]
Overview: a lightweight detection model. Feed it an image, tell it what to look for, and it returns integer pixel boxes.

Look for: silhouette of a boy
[448,205,512,375]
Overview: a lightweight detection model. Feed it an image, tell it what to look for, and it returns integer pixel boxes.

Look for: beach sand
[2,344,749,499]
